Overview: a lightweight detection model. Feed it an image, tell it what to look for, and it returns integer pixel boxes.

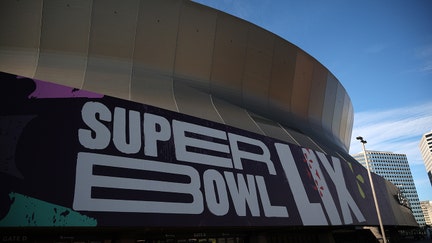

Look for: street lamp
[356,136,387,243]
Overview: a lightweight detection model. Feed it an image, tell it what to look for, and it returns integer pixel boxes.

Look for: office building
[353,150,426,226]
[420,201,432,226]
[419,131,432,186]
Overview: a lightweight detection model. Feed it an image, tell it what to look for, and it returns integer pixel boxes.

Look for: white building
[419,131,432,187]
[420,201,432,226]
[352,150,426,226]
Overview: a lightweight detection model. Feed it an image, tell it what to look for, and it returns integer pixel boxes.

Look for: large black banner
[0,72,393,227]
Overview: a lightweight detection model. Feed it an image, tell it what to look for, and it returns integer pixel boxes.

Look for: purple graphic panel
[21,77,103,99]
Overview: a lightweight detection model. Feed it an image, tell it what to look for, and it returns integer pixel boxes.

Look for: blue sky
[193,0,432,200]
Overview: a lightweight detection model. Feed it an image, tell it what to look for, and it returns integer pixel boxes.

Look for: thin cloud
[415,44,432,74]
[415,44,432,59]
[349,102,432,166]
[349,102,432,200]
[420,62,432,73]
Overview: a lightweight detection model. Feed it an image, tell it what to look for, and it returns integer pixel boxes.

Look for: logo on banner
[73,101,365,226]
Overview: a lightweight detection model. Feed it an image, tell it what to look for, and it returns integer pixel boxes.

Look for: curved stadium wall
[0,0,353,154]
[0,0,418,236]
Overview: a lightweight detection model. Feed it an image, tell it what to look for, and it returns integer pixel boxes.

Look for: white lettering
[224,172,260,217]
[275,143,327,225]
[173,120,232,168]
[78,102,111,149]
[75,101,367,225]
[302,148,341,225]
[143,113,171,157]
[203,169,229,216]
[255,176,288,217]
[228,133,276,175]
[113,107,141,154]
[316,152,366,224]
[73,152,203,214]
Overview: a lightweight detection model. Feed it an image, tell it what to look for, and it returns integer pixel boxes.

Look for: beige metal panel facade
[35,0,91,88]
[84,57,132,99]
[174,1,216,87]
[283,128,323,152]
[131,0,181,111]
[322,73,338,137]
[267,38,296,113]
[0,0,355,152]
[0,0,42,77]
[173,81,223,123]
[332,82,345,146]
[131,72,178,112]
[133,0,181,75]
[241,27,274,112]
[339,93,351,149]
[250,114,298,144]
[291,50,314,120]
[213,98,263,134]
[210,14,248,106]
[344,98,354,148]
[308,62,327,128]
[83,0,139,99]
[212,97,263,135]
[86,0,138,59]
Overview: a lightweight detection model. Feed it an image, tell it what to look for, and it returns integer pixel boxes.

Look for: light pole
[356,136,387,243]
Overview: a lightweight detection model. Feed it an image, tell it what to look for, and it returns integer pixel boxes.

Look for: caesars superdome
[0,0,417,242]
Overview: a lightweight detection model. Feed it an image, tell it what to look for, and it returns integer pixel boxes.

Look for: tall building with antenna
[352,150,426,226]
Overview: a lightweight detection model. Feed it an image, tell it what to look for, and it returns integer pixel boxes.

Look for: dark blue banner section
[0,72,400,227]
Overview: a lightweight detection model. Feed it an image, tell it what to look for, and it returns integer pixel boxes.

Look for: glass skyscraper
[352,150,426,227]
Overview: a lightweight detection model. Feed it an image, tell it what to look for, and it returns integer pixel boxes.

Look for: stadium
[0,0,417,242]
